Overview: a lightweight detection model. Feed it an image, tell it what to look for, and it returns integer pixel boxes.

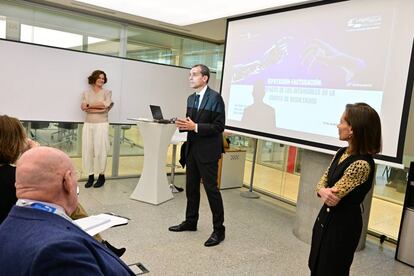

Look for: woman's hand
[318,187,341,206]
[81,102,88,111]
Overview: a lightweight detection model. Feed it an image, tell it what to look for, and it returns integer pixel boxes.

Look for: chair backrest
[121,125,132,130]
[58,122,77,130]
[31,122,49,129]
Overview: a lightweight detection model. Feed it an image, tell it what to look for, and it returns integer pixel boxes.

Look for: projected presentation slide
[221,0,414,161]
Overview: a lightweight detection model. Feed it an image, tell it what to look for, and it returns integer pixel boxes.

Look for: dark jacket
[0,165,17,224]
[184,87,225,164]
[309,147,375,276]
[0,206,134,275]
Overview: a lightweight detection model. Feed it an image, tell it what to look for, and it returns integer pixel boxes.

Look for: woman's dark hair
[344,102,382,155]
[88,70,107,85]
[192,64,210,83]
[0,115,26,164]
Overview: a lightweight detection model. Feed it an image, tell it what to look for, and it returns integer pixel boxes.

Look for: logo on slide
[347,16,382,31]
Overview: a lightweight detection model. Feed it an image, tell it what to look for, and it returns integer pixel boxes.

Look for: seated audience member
[0,115,37,224]
[0,115,125,256]
[0,147,134,275]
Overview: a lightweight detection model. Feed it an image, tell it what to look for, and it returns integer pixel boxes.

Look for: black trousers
[185,149,225,232]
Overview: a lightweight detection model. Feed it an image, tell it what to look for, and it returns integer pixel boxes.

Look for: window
[21,24,82,49]
[127,26,181,65]
[127,25,223,70]
[181,40,223,72]
[87,36,120,56]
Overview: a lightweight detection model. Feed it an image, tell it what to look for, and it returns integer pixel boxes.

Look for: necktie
[194,94,200,110]
[192,94,200,118]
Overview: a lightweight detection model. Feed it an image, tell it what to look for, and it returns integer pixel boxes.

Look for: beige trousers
[82,122,109,175]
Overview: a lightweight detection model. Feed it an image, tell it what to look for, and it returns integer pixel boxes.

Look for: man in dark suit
[169,64,226,247]
[0,147,134,275]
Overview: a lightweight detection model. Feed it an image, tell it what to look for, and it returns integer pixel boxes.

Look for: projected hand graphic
[301,39,365,84]
[232,36,292,82]
[262,36,290,67]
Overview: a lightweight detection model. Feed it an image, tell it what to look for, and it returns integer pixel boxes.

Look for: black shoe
[174,185,184,192]
[93,174,105,188]
[85,174,94,188]
[168,222,197,232]
[204,231,225,247]
[103,240,126,257]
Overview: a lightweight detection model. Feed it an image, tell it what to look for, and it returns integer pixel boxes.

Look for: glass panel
[254,141,298,202]
[25,121,79,156]
[0,0,121,55]
[126,25,224,70]
[21,24,83,49]
[257,141,286,170]
[166,143,186,175]
[126,26,181,65]
[369,197,403,240]
[116,125,186,177]
[86,35,120,56]
[368,164,406,239]
[0,17,5,38]
[181,40,224,72]
[118,125,144,176]
[24,121,113,179]
[375,165,407,202]
[295,148,303,174]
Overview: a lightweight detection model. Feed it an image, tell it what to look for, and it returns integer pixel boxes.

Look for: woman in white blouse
[81,70,112,188]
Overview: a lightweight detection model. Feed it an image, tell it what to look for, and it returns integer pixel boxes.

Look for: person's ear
[62,170,73,194]
[348,128,353,139]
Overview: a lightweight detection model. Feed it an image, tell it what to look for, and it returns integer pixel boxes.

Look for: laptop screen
[149,105,163,120]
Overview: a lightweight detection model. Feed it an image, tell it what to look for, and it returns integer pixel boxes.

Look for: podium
[129,120,176,205]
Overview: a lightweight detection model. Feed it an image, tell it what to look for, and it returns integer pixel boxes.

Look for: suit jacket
[185,86,225,163]
[0,206,134,276]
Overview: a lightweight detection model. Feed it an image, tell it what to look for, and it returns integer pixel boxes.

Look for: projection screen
[221,0,414,164]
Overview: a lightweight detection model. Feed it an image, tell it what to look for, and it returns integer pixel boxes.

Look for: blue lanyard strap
[16,199,72,221]
[30,202,57,214]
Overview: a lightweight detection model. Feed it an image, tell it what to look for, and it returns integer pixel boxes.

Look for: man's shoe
[204,231,225,247]
[85,174,94,188]
[168,222,197,232]
[93,174,105,188]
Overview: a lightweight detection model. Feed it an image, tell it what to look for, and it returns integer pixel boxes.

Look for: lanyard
[16,199,72,222]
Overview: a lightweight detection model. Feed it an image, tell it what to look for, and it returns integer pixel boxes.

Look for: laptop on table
[149,105,173,124]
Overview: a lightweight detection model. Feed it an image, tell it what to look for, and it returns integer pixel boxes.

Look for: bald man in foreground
[0,147,134,275]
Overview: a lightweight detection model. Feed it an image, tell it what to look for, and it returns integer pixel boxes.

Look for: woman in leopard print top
[309,103,382,276]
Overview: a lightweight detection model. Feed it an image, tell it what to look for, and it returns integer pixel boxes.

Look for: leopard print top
[316,151,371,198]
